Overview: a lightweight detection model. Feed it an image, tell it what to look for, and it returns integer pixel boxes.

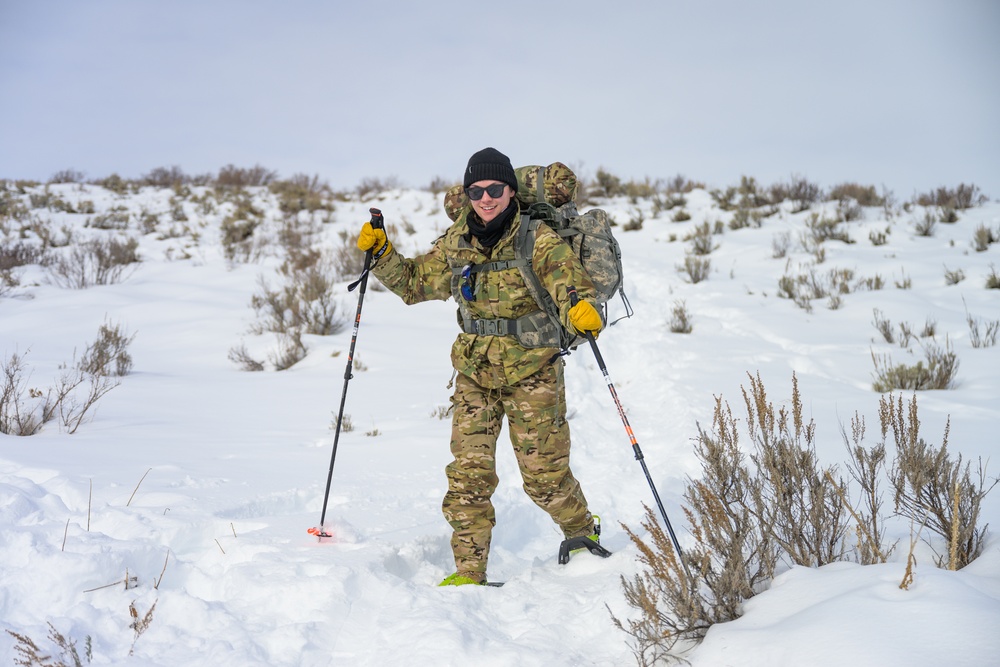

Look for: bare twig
[825,469,886,562]
[87,478,92,531]
[231,522,237,538]
[215,539,226,554]
[84,578,125,593]
[154,551,169,590]
[126,467,152,506]
[129,599,157,656]
[900,518,928,590]
[950,478,960,571]
[62,518,70,552]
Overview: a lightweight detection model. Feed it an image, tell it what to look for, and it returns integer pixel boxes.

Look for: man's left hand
[569,300,602,335]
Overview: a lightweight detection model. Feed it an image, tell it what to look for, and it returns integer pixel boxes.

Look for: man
[356,147,603,586]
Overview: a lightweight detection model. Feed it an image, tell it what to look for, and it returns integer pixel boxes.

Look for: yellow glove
[568,300,602,335]
[356,222,392,255]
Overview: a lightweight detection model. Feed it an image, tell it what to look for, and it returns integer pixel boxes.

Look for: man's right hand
[356,222,392,255]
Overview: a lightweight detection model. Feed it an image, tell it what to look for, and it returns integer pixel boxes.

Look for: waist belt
[464,318,520,336]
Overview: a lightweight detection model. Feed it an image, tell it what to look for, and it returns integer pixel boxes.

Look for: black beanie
[463,147,518,190]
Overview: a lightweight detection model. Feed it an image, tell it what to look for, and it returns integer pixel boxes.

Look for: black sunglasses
[465,183,508,201]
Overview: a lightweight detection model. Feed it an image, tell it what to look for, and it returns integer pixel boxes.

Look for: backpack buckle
[474,319,508,336]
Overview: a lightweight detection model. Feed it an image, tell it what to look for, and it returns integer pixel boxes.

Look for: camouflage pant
[443,359,594,577]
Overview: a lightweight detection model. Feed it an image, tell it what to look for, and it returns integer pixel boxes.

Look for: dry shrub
[79,320,136,376]
[965,309,999,349]
[94,173,132,195]
[943,266,965,286]
[1,239,44,272]
[666,174,703,193]
[828,182,883,207]
[333,229,367,279]
[668,300,693,334]
[269,173,334,216]
[973,224,998,252]
[1,324,132,435]
[611,505,708,665]
[141,165,190,188]
[0,351,51,435]
[426,176,455,195]
[7,623,85,667]
[48,169,87,184]
[882,393,997,568]
[684,222,716,256]
[355,175,401,199]
[769,175,822,212]
[616,375,996,663]
[734,175,770,209]
[915,183,987,209]
[777,266,859,312]
[985,264,1000,289]
[1,187,32,222]
[44,236,140,288]
[804,212,853,245]
[677,255,710,284]
[215,164,277,189]
[589,168,625,198]
[220,197,265,262]
[871,341,959,392]
[742,373,849,566]
[614,373,848,664]
[709,186,736,211]
[270,329,308,371]
[651,193,686,217]
[625,178,662,202]
[88,209,131,230]
[227,342,265,372]
[249,257,345,338]
[842,413,896,564]
[771,231,791,258]
[0,268,21,297]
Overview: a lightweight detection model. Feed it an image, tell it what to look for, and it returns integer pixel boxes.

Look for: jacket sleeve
[530,225,598,331]
[369,237,453,305]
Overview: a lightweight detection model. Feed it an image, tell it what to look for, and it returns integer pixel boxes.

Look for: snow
[2,180,999,666]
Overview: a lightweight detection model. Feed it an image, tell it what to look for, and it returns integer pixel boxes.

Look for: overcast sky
[2,0,998,199]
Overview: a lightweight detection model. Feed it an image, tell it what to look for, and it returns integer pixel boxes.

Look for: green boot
[438,572,485,586]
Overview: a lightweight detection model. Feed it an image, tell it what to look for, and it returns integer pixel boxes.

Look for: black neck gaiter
[468,200,517,250]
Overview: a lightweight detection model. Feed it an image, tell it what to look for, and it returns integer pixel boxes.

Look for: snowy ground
[2,179,999,666]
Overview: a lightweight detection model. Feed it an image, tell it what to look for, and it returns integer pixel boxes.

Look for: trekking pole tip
[308,526,334,540]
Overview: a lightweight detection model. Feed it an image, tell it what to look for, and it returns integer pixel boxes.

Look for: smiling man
[356,147,605,586]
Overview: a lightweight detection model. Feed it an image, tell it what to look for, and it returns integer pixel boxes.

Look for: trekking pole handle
[369,207,384,230]
[568,286,606,368]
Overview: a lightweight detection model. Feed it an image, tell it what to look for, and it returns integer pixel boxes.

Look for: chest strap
[451,258,530,276]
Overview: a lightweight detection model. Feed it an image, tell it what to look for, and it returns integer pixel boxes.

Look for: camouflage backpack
[444,162,631,351]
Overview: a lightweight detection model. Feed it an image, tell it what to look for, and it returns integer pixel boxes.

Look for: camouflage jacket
[371,206,598,389]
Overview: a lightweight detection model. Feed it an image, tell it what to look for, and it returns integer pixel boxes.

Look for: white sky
[2,0,998,198]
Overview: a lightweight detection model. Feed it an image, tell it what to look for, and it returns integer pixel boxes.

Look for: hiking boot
[438,572,485,586]
[559,515,612,564]
[571,515,603,553]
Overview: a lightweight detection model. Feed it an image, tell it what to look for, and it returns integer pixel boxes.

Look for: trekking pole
[568,287,689,574]
[309,207,385,539]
